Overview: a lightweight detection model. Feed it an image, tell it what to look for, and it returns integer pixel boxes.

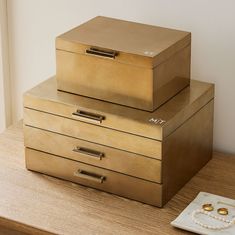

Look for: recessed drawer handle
[74,169,105,183]
[73,147,104,160]
[72,110,105,124]
[86,47,118,59]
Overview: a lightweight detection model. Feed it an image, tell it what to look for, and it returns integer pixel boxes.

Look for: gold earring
[202,203,214,211]
[217,208,228,215]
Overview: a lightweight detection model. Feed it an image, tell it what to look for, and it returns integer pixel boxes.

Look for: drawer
[23,78,214,141]
[24,126,162,182]
[25,148,163,207]
[24,108,162,159]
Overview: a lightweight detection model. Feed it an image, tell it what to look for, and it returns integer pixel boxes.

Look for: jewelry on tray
[202,203,214,211]
[217,208,229,215]
[192,209,235,230]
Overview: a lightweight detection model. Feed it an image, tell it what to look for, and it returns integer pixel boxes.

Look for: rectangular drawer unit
[24,126,161,183]
[56,16,191,111]
[23,77,214,207]
[24,108,161,159]
[25,148,163,206]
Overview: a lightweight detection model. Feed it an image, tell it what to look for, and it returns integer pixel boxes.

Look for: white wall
[0,32,5,133]
[0,0,6,133]
[7,0,235,154]
[0,51,5,133]
[0,0,11,133]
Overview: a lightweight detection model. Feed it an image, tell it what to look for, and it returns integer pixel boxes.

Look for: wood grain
[0,122,235,235]
[0,225,29,235]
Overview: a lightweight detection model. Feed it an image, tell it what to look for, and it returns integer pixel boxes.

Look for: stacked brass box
[23,16,214,207]
[56,16,191,111]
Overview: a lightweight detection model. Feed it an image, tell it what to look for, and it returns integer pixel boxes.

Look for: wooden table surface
[0,123,234,235]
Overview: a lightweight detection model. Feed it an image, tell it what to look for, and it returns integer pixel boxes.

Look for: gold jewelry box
[56,16,191,111]
[23,77,214,207]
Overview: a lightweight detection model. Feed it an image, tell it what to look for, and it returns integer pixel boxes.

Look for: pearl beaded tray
[171,192,235,235]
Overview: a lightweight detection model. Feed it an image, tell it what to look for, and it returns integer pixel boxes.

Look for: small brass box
[56,16,191,111]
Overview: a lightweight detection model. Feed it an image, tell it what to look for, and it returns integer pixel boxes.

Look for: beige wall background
[3,0,235,154]
[0,40,5,132]
[0,0,11,133]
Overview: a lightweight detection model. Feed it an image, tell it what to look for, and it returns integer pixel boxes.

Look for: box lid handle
[86,47,118,59]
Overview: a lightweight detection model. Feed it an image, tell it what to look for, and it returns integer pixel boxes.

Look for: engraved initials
[149,118,166,125]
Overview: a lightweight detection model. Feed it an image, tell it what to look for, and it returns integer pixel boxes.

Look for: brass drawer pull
[86,47,118,59]
[74,169,105,183]
[73,147,104,160]
[72,110,105,124]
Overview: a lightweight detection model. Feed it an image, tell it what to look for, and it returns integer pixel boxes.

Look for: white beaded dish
[171,192,235,235]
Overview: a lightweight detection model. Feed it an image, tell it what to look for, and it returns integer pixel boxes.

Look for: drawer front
[24,78,214,141]
[57,50,154,111]
[25,148,163,207]
[24,126,162,182]
[24,108,162,159]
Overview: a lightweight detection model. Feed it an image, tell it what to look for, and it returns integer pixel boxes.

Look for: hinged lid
[56,16,191,68]
[24,77,214,141]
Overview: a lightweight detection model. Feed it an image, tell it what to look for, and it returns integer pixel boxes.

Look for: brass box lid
[56,16,191,68]
[24,77,214,141]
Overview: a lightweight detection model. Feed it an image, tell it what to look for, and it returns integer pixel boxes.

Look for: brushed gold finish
[23,77,214,141]
[161,100,214,204]
[0,124,231,235]
[24,99,213,207]
[56,16,191,111]
[23,108,162,159]
[56,16,190,66]
[56,49,154,110]
[24,125,162,182]
[23,74,214,207]
[25,148,163,207]
[153,45,190,108]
